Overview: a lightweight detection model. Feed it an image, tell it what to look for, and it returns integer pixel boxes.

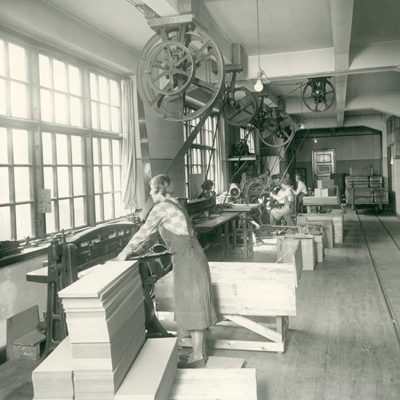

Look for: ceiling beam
[330,0,354,127]
[346,92,400,117]
[142,0,233,63]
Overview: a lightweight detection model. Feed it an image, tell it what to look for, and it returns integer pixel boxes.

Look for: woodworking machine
[37,222,173,358]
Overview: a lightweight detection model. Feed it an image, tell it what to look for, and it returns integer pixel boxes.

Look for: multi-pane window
[93,137,122,223]
[0,35,123,242]
[42,133,87,233]
[0,128,34,240]
[240,127,255,153]
[0,40,29,119]
[90,73,121,133]
[39,55,83,126]
[184,109,218,197]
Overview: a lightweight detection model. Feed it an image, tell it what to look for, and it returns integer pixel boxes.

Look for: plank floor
[214,207,400,400]
[2,207,400,400]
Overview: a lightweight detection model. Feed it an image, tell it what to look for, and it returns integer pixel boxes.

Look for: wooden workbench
[193,212,240,259]
[156,247,302,353]
[222,203,262,258]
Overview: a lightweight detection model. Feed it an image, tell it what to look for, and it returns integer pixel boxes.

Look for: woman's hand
[116,250,128,261]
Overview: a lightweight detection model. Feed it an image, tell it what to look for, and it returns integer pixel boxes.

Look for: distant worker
[199,179,215,199]
[294,174,308,213]
[269,177,295,225]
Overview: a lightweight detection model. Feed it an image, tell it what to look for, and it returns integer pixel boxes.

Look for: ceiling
[1,0,400,131]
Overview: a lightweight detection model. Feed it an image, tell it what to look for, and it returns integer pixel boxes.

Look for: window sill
[0,244,49,268]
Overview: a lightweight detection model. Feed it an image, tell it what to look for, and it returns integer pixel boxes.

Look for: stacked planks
[58,261,145,400]
[32,336,73,400]
[115,337,178,400]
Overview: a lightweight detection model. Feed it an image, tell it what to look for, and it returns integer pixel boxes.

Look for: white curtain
[121,78,137,213]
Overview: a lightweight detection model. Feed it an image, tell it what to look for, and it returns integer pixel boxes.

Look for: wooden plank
[205,356,245,369]
[115,338,177,400]
[6,305,39,361]
[179,337,284,352]
[169,369,258,400]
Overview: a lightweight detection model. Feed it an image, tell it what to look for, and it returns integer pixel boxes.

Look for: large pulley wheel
[198,231,225,261]
[256,109,295,148]
[137,27,225,121]
[221,87,258,127]
[302,77,335,112]
[145,41,194,96]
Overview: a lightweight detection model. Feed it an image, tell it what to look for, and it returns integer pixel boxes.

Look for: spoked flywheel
[254,103,295,147]
[221,87,259,127]
[302,77,335,112]
[137,25,225,121]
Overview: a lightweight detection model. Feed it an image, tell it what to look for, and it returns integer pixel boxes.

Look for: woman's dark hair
[296,174,305,182]
[201,179,214,191]
[150,174,174,196]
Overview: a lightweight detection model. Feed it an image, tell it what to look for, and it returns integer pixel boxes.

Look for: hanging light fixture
[254,0,270,92]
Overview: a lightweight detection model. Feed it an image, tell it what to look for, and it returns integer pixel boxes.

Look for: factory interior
[1,0,400,399]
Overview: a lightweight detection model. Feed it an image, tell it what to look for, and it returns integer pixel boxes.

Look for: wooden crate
[155,253,303,353]
[349,166,373,176]
[297,213,340,245]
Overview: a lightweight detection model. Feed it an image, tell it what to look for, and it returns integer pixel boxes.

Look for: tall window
[90,73,121,132]
[42,133,87,233]
[240,127,255,153]
[0,41,29,119]
[39,55,83,126]
[183,109,218,197]
[0,35,123,241]
[0,128,34,240]
[93,137,122,222]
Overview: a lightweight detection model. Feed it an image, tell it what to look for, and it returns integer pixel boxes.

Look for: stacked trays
[58,261,145,400]
[32,336,73,400]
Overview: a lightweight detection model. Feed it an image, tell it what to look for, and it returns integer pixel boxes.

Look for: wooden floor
[217,207,400,400]
[2,207,400,400]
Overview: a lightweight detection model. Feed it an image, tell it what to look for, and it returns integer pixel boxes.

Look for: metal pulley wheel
[302,77,335,112]
[198,231,225,261]
[256,108,295,148]
[137,26,225,121]
[221,87,258,127]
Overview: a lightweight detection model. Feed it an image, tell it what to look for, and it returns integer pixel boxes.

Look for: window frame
[183,108,219,198]
[0,33,124,242]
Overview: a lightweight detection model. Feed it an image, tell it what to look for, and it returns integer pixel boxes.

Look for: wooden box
[349,166,373,176]
[277,234,318,270]
[297,213,342,244]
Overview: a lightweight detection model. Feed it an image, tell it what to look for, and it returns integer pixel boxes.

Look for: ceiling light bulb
[254,79,264,92]
[313,138,318,143]
[300,123,305,129]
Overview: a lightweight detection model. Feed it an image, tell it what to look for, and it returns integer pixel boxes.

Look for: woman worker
[269,177,295,225]
[198,179,215,199]
[116,174,217,369]
[294,174,308,213]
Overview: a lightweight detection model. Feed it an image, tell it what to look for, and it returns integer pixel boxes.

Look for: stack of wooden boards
[59,261,146,400]
[32,336,73,400]
[32,260,258,400]
[345,167,388,208]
